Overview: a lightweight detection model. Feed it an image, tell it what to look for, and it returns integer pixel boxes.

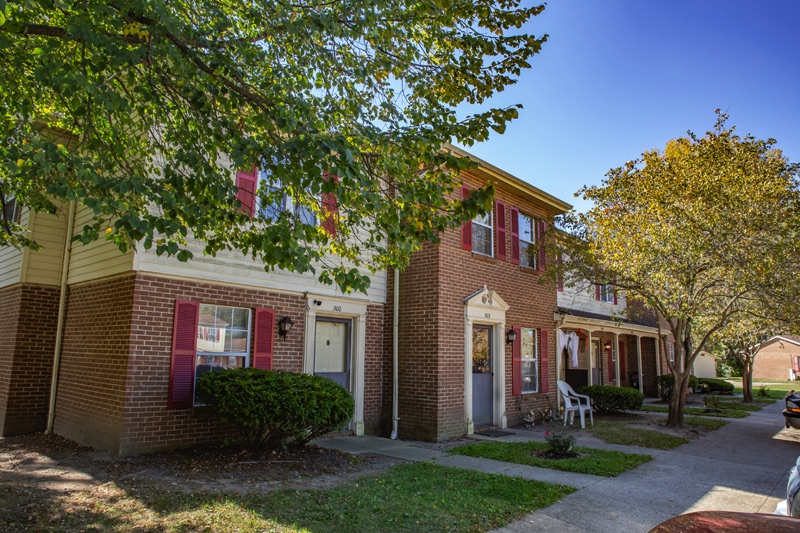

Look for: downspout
[46,200,76,434]
[390,266,400,439]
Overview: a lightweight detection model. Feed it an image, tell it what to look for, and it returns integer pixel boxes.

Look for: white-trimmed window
[194,304,252,403]
[598,283,614,303]
[518,213,537,269]
[521,327,539,393]
[472,210,493,256]
[257,169,318,226]
[2,196,20,225]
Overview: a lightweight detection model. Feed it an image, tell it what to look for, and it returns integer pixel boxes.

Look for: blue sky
[456,0,800,212]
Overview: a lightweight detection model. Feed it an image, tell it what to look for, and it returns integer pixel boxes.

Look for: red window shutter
[461,186,472,251]
[619,340,626,381]
[595,283,601,301]
[613,288,618,305]
[168,300,199,409]
[321,173,338,237]
[236,165,258,217]
[540,329,549,393]
[253,308,275,370]
[510,207,520,264]
[511,325,522,396]
[495,201,507,260]
[793,356,800,373]
[536,220,547,270]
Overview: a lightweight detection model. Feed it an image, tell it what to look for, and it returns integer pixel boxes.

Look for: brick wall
[54,273,385,455]
[753,340,800,381]
[640,337,659,397]
[0,284,60,436]
[54,275,136,452]
[391,172,562,441]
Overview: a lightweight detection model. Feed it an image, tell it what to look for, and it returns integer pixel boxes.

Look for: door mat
[475,429,514,437]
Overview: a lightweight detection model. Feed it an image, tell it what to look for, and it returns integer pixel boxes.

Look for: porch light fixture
[506,328,518,345]
[278,316,294,338]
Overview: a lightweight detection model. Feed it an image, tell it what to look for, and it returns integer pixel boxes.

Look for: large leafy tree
[0,0,546,291]
[558,113,800,427]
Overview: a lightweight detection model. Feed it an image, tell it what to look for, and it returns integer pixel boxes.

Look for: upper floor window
[472,210,493,256]
[256,169,318,226]
[668,342,675,366]
[598,283,615,303]
[518,213,537,269]
[2,197,20,225]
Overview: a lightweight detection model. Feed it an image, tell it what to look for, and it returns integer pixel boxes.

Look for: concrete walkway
[316,399,800,532]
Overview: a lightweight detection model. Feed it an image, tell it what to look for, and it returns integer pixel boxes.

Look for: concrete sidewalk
[316,399,800,532]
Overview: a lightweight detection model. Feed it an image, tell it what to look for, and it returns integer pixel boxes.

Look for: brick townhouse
[1,146,582,454]
[0,165,386,455]
[386,146,573,441]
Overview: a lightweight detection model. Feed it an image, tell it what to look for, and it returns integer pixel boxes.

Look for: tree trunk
[666,371,689,427]
[742,360,754,403]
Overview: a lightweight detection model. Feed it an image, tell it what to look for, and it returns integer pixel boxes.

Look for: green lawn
[28,463,574,533]
[450,440,651,477]
[589,420,688,450]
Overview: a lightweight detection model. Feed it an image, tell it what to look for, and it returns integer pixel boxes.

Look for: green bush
[578,385,644,413]
[696,378,734,394]
[197,368,354,451]
[657,374,699,401]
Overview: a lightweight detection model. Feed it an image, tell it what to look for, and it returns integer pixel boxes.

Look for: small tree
[557,112,800,427]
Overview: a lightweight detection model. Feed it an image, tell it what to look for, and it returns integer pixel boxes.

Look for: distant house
[752,336,800,381]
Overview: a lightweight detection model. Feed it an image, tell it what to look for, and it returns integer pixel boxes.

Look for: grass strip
[639,405,749,418]
[450,440,650,477]
[589,420,688,450]
[683,416,728,429]
[34,463,574,533]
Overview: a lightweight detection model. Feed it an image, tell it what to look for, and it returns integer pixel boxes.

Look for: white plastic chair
[557,380,594,429]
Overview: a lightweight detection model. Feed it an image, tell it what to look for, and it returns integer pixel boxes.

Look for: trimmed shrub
[696,377,734,394]
[657,374,699,401]
[197,368,355,452]
[578,385,644,413]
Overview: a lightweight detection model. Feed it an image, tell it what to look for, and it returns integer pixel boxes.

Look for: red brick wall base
[0,284,60,436]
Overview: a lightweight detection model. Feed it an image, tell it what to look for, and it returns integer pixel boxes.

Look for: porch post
[587,330,593,386]
[636,335,643,394]
[614,332,620,387]
[655,335,661,378]
[556,327,563,410]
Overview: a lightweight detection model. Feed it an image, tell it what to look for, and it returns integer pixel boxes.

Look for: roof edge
[443,143,573,214]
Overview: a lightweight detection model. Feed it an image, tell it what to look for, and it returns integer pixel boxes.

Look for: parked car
[783,391,800,429]
[650,511,800,532]
[775,454,800,518]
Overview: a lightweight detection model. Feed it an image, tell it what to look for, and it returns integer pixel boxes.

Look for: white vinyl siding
[0,207,25,288]
[23,209,68,286]
[67,205,134,285]
[133,236,387,304]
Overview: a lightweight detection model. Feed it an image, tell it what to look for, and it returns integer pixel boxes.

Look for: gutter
[46,200,76,434]
[390,266,400,440]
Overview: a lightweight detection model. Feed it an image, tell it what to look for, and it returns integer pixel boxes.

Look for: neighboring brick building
[387,146,572,441]
[752,336,800,381]
[1,146,575,453]
[555,285,675,399]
